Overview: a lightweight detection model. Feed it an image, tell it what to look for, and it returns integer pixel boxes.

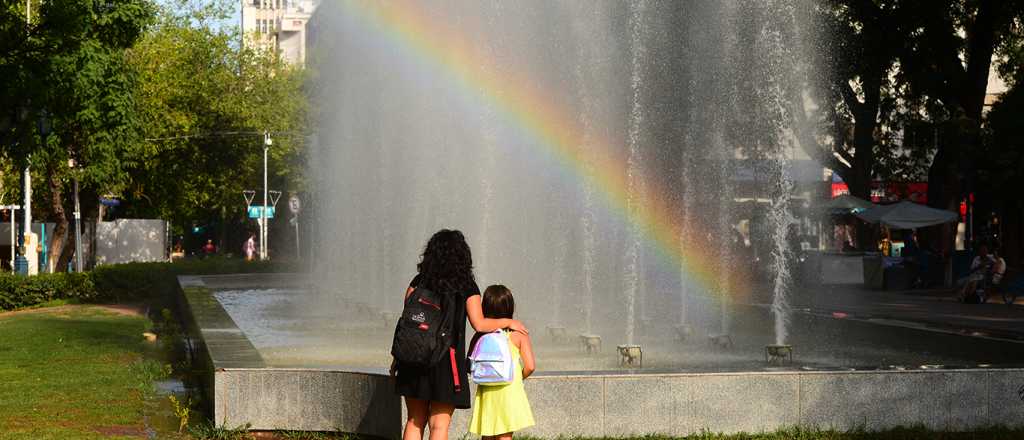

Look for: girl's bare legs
[495,432,513,440]
[404,397,429,440]
[427,402,455,440]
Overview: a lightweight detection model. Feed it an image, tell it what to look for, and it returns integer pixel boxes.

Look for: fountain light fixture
[381,311,398,328]
[708,333,733,349]
[617,344,643,368]
[765,344,793,365]
[673,323,692,342]
[579,334,602,353]
[546,325,568,343]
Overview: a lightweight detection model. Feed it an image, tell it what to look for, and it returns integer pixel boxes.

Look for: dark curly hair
[417,229,476,294]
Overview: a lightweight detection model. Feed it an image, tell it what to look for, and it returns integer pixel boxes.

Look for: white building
[241,0,316,66]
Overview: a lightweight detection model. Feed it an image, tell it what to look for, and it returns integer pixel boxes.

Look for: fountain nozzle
[579,334,602,353]
[765,344,793,365]
[616,344,643,368]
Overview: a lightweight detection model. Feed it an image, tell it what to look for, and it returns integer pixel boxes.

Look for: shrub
[0,258,297,311]
[0,272,97,310]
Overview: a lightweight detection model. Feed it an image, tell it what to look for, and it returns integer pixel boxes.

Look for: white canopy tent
[855,200,959,230]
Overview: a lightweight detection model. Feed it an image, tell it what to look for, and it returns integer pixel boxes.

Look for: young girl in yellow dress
[469,285,536,439]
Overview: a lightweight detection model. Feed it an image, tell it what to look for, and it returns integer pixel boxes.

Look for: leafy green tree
[1,0,152,271]
[788,0,911,249]
[896,0,1024,275]
[122,1,308,255]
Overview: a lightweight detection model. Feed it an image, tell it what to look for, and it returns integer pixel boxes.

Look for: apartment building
[241,0,316,66]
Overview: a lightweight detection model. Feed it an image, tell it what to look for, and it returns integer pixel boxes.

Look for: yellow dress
[468,332,535,435]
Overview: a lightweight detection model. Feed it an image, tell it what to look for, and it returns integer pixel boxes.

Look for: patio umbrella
[821,194,874,215]
[855,200,959,230]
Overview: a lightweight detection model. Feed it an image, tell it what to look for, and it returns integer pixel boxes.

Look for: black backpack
[391,286,457,367]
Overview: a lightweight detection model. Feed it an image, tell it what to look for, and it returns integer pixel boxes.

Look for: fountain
[171,1,1024,436]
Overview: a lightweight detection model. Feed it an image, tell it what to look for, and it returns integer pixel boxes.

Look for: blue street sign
[247,206,275,219]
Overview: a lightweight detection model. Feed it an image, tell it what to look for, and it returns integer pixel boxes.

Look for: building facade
[241,0,316,66]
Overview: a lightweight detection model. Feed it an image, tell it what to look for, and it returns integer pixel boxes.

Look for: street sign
[289,194,301,214]
[247,206,275,219]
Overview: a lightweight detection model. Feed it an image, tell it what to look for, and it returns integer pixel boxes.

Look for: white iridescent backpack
[468,330,516,385]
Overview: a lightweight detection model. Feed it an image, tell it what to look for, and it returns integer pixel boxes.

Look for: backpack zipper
[418,298,441,309]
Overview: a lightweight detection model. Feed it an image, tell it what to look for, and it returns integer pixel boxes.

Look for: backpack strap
[449,347,461,393]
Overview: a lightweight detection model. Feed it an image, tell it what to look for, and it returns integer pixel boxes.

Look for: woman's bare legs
[404,397,429,440]
[427,401,455,440]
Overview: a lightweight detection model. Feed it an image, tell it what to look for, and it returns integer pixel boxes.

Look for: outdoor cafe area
[814,195,963,290]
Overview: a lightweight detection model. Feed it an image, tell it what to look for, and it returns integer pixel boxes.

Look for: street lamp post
[262,132,272,260]
[68,158,82,272]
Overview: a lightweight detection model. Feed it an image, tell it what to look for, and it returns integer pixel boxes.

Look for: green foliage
[0,306,189,439]
[0,258,295,312]
[122,0,310,227]
[0,272,96,310]
[187,421,253,440]
[168,394,192,432]
[127,358,172,392]
[521,426,1024,439]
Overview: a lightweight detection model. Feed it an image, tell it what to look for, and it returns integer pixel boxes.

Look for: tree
[122,1,308,255]
[898,0,1024,276]
[793,0,910,248]
[0,0,151,271]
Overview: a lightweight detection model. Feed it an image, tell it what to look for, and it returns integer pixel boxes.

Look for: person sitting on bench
[961,244,994,303]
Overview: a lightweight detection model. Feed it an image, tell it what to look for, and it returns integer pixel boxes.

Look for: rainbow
[338,1,750,298]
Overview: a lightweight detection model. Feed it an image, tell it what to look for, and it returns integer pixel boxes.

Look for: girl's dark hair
[482,285,514,319]
[417,229,476,294]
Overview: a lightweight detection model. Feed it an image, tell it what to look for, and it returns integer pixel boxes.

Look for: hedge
[0,257,298,311]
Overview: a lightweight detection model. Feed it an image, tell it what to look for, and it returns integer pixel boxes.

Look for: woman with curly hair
[393,229,528,440]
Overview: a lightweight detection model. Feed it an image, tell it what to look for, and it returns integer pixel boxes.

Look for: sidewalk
[793,283,1024,340]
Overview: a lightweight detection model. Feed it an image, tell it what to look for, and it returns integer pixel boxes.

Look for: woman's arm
[513,331,535,379]
[466,295,529,334]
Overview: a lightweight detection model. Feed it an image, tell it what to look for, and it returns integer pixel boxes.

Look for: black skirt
[394,350,471,409]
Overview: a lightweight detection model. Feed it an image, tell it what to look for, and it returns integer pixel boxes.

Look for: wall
[95,219,167,265]
[179,274,1024,438]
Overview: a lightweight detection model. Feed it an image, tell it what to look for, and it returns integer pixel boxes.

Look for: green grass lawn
[0,305,185,440]
[542,428,1024,440]
[2,305,1023,440]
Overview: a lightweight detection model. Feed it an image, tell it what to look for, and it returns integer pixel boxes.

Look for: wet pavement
[793,283,1024,340]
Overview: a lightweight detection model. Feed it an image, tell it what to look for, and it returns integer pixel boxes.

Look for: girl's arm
[466,295,529,334]
[512,331,536,379]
